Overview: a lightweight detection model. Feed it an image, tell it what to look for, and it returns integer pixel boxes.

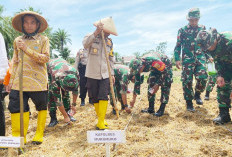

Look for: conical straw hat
[12,11,48,33]
[94,16,118,36]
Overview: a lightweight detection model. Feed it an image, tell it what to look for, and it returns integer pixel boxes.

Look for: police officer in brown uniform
[82,17,117,130]
[74,48,92,106]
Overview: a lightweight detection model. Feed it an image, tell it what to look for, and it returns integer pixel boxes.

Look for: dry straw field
[1,70,232,156]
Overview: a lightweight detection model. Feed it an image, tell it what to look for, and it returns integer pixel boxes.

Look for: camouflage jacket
[206,32,232,77]
[47,58,79,102]
[114,64,130,79]
[174,24,206,64]
[114,64,130,94]
[134,56,173,95]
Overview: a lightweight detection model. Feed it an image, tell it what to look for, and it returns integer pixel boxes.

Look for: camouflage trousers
[206,74,217,92]
[133,74,144,95]
[48,88,70,112]
[217,72,231,108]
[148,72,172,104]
[110,78,128,108]
[181,63,208,100]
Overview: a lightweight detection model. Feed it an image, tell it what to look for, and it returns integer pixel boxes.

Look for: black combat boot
[213,107,231,124]
[48,110,58,127]
[154,103,166,117]
[141,101,154,114]
[80,98,85,106]
[194,92,203,105]
[186,100,195,112]
[204,91,210,100]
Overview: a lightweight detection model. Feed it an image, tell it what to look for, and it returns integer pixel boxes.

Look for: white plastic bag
[207,62,217,76]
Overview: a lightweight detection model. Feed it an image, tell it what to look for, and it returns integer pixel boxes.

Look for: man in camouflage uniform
[174,8,208,112]
[47,58,79,127]
[110,64,131,114]
[74,48,92,106]
[197,28,232,124]
[129,53,173,117]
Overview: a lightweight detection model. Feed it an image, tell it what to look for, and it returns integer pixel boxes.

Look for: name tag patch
[93,48,98,54]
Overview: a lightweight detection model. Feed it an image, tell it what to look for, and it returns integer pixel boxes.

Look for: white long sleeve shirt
[0,33,8,80]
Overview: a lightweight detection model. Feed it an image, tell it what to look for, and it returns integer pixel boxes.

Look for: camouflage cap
[59,73,78,91]
[196,28,218,51]
[129,59,142,75]
[187,8,200,19]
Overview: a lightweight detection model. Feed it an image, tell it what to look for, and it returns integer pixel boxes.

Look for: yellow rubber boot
[32,110,47,145]
[94,103,99,116]
[96,100,108,130]
[94,103,108,126]
[11,112,30,144]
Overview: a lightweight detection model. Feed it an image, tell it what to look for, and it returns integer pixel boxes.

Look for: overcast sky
[2,0,232,57]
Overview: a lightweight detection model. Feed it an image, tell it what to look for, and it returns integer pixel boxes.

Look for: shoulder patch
[109,48,114,57]
[107,38,113,46]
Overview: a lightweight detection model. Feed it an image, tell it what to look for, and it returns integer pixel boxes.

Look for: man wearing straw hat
[174,8,208,112]
[8,11,49,144]
[83,17,117,130]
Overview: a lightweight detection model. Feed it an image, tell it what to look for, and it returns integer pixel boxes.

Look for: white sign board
[0,136,24,148]
[87,130,126,143]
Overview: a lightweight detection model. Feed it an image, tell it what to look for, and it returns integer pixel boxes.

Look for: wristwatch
[72,103,77,106]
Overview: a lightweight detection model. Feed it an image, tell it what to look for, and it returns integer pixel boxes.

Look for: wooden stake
[18,49,24,142]
[101,31,119,118]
